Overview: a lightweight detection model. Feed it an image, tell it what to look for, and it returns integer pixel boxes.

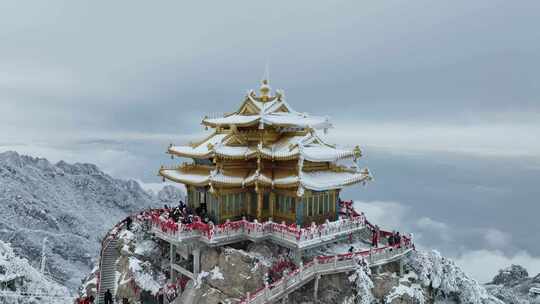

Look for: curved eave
[168,147,358,162]
[159,167,372,191]
[167,147,213,159]
[202,115,259,128]
[159,168,210,187]
[300,170,372,191]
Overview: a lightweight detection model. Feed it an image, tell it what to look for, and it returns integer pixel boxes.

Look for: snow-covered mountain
[0,151,182,291]
[485,264,540,303]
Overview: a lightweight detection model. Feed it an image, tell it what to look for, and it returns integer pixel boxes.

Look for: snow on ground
[223,247,273,268]
[305,234,371,259]
[209,266,225,280]
[348,264,375,304]
[0,240,72,304]
[128,257,163,295]
[134,239,159,256]
[195,271,210,288]
[385,284,425,304]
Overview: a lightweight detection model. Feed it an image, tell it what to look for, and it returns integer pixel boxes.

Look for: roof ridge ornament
[275,89,283,101]
[259,79,271,102]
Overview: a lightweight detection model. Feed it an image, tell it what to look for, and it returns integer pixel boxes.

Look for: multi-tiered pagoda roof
[159,78,371,224]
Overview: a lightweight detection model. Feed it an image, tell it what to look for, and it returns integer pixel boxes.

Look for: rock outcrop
[491,265,529,286]
[182,245,273,303]
[485,264,540,304]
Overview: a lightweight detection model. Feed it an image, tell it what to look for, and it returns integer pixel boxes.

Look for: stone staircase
[241,245,413,304]
[97,239,119,304]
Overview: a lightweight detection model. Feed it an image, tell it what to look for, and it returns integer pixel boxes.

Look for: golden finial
[259,79,271,101]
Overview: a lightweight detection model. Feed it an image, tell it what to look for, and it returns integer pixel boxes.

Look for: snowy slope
[0,151,181,290]
[407,250,504,304]
[0,240,71,304]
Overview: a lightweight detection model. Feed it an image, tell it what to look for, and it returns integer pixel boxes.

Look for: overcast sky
[1,0,539,282]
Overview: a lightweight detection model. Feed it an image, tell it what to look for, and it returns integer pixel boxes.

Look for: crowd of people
[388,230,402,247]
[370,226,404,248]
[163,200,211,225]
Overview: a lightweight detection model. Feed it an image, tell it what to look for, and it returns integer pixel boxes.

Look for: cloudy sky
[1,0,539,282]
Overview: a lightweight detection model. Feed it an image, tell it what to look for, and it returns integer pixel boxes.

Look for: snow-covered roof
[202,89,332,130]
[300,170,370,191]
[162,80,371,193]
[168,133,228,159]
[203,112,331,130]
[169,132,359,162]
[159,166,371,191]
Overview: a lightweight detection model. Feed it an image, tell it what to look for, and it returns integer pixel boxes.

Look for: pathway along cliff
[81,203,414,303]
[76,200,507,304]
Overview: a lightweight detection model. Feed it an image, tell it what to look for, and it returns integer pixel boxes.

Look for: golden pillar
[246,191,252,218]
[269,192,275,220]
[256,189,263,221]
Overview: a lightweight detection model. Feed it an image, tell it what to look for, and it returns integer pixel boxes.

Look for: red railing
[144,208,366,245]
[92,201,413,304]
[235,200,415,304]
[239,238,414,304]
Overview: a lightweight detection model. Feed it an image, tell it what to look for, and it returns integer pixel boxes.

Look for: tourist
[371,225,380,247]
[171,208,181,222]
[104,289,113,304]
[125,216,132,231]
[395,232,401,247]
[388,230,395,246]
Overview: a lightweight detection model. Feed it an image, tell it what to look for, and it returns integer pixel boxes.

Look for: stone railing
[240,242,413,304]
[146,213,367,249]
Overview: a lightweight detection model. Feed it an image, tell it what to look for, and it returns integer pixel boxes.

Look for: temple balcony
[147,213,367,251]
